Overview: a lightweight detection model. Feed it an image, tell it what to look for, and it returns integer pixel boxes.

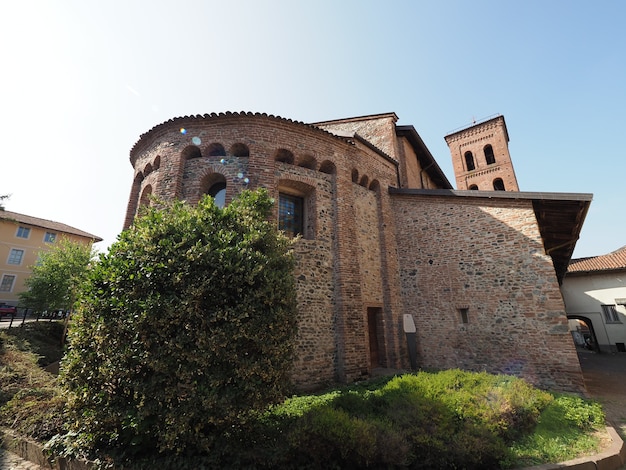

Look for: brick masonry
[124,112,585,393]
[445,115,520,191]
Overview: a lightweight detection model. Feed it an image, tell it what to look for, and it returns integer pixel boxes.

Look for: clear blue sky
[1,1,624,258]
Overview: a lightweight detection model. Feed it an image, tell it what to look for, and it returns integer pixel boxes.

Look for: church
[125,112,591,393]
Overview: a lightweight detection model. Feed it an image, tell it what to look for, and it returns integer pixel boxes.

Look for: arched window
[208,181,226,208]
[274,148,294,164]
[139,185,152,208]
[201,173,227,208]
[153,155,161,170]
[493,178,505,191]
[465,151,475,171]
[351,169,359,183]
[319,160,337,175]
[468,184,478,190]
[484,145,495,165]
[182,145,202,160]
[230,143,249,157]
[206,143,226,157]
[359,175,369,187]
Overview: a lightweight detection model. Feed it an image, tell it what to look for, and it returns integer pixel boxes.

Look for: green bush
[59,189,298,462]
[203,372,551,469]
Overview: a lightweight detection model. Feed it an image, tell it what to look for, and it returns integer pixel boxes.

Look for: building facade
[562,247,626,353]
[125,111,590,393]
[0,211,101,306]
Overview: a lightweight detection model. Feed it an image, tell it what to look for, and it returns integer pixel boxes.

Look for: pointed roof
[0,210,102,242]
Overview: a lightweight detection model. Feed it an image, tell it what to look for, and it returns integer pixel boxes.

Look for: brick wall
[126,113,404,390]
[126,112,585,394]
[445,116,520,191]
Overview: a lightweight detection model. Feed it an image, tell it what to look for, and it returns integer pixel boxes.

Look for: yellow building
[0,210,101,306]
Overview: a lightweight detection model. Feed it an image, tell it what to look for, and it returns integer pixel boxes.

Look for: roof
[0,210,102,242]
[567,246,626,275]
[130,111,357,164]
[388,188,592,284]
[396,125,453,189]
[312,112,399,126]
[444,114,509,143]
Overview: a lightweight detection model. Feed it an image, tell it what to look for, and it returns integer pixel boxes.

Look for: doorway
[367,307,382,368]
[568,315,600,353]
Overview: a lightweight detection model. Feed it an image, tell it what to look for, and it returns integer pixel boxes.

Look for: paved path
[0,447,44,469]
[578,350,626,430]
[577,350,626,470]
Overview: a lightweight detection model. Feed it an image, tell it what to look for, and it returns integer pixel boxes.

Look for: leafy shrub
[385,369,553,441]
[556,395,604,430]
[198,371,555,469]
[59,189,298,462]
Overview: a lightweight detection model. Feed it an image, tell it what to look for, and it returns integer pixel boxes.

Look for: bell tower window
[464,151,475,171]
[484,144,495,165]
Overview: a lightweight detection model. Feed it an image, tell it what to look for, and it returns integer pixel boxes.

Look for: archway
[567,315,600,353]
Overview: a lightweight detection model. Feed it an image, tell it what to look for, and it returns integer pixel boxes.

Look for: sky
[1,0,624,258]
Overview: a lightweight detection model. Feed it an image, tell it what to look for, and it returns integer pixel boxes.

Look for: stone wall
[392,192,585,393]
[126,113,404,390]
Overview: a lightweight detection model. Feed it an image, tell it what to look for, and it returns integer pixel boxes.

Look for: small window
[464,151,475,171]
[351,169,359,183]
[206,143,226,157]
[601,304,621,323]
[459,308,469,324]
[229,143,250,157]
[182,145,202,160]
[278,193,304,237]
[0,274,16,292]
[484,144,496,165]
[208,182,227,208]
[468,184,478,190]
[16,226,30,239]
[493,178,505,191]
[44,232,57,243]
[274,149,294,164]
[8,249,24,265]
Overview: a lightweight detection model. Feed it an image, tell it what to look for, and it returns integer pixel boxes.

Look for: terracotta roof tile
[0,210,102,242]
[568,246,626,274]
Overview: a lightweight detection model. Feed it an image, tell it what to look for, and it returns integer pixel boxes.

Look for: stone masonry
[124,111,589,393]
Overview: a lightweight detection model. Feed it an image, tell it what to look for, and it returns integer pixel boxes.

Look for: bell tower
[444,115,519,191]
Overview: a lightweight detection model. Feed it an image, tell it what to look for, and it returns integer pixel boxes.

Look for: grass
[510,394,606,466]
[0,321,67,440]
[0,321,609,469]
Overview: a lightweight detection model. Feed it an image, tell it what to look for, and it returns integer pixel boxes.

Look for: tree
[19,237,95,313]
[61,189,298,461]
[0,194,9,210]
